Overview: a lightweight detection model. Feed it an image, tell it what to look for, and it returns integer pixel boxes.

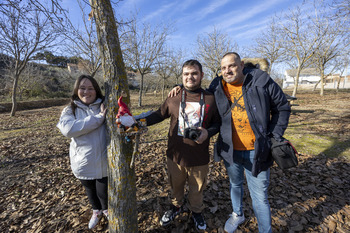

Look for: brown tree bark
[10,74,19,117]
[89,1,137,232]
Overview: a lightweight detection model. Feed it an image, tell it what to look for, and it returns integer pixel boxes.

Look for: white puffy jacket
[57,98,108,180]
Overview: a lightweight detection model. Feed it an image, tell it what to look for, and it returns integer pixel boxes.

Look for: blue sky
[114,0,314,54]
[62,0,331,58]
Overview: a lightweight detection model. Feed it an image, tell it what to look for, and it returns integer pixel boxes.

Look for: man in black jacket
[209,52,291,233]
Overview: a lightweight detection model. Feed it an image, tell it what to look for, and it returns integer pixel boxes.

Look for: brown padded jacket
[145,87,220,167]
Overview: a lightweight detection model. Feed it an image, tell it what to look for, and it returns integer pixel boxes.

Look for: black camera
[183,127,201,140]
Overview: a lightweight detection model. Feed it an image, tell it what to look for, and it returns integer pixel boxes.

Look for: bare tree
[63,0,102,77]
[311,6,348,96]
[253,17,284,74]
[121,20,170,106]
[336,53,349,92]
[332,0,350,19]
[332,0,350,53]
[0,0,61,116]
[278,5,323,97]
[0,54,14,99]
[154,48,186,98]
[16,62,42,100]
[89,0,137,232]
[155,49,177,101]
[169,48,185,85]
[195,27,238,79]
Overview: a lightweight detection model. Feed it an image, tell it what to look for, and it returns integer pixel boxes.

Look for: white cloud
[119,0,143,12]
[171,0,232,28]
[195,0,232,20]
[142,2,178,22]
[179,0,201,11]
[216,0,284,30]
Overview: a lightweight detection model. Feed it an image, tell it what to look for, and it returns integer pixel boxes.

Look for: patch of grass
[286,131,350,160]
[284,92,350,160]
[144,119,170,142]
[0,128,30,140]
[130,92,170,142]
[286,132,330,154]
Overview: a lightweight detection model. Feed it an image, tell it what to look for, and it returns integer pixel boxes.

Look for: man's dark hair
[222,52,241,60]
[182,59,203,73]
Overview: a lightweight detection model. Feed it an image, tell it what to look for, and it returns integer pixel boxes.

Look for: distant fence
[0,98,70,113]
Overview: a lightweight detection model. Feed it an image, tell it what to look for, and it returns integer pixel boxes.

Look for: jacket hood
[74,98,103,108]
[243,67,270,88]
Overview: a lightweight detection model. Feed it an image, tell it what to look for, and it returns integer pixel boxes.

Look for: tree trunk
[138,73,144,107]
[320,73,324,96]
[313,80,321,91]
[89,1,137,232]
[144,84,149,97]
[336,76,341,92]
[162,77,165,101]
[10,74,19,117]
[292,74,299,97]
[292,66,302,97]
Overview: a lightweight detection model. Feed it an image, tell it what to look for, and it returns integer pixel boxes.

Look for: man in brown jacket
[143,59,220,231]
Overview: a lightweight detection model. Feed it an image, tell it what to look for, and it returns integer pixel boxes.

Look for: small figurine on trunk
[115,96,138,132]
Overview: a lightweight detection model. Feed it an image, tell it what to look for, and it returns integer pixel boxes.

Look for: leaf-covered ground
[0,91,349,232]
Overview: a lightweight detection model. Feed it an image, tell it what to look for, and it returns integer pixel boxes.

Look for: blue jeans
[224,150,272,233]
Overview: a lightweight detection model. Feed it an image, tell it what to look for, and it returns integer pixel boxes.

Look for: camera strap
[181,89,205,129]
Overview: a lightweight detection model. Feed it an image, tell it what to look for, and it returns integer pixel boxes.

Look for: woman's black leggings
[79,177,108,210]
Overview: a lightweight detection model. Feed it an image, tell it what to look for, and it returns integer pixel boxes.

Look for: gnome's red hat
[117,96,132,118]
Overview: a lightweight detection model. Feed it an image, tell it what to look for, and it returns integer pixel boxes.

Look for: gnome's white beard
[120,114,135,127]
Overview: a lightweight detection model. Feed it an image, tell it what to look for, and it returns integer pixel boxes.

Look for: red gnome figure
[116,96,137,131]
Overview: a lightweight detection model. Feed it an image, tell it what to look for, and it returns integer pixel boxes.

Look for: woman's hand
[99,103,107,117]
[168,86,181,98]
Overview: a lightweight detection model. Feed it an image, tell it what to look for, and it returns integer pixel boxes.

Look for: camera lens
[189,130,199,140]
[183,127,200,140]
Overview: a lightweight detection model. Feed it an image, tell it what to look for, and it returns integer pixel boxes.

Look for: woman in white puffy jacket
[57,75,108,229]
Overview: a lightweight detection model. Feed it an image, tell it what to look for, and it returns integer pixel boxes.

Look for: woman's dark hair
[70,75,104,115]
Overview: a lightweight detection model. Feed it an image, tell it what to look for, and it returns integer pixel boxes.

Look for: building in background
[284,68,350,89]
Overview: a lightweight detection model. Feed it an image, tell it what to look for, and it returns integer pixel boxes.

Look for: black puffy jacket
[208,68,291,177]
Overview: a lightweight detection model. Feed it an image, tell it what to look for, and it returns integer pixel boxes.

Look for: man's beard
[186,80,201,91]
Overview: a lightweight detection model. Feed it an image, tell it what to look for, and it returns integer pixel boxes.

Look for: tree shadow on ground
[321,139,350,158]
[135,137,350,232]
[269,154,350,232]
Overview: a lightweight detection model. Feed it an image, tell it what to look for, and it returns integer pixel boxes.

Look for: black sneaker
[192,212,206,231]
[160,205,182,226]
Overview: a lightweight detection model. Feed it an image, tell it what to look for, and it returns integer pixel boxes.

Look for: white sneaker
[102,209,108,220]
[224,212,245,233]
[88,210,101,229]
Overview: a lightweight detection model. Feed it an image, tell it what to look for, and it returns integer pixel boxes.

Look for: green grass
[284,130,350,160]
[283,90,350,160]
[0,128,27,140]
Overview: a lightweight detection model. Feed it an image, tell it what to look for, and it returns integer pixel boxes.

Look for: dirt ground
[0,91,349,232]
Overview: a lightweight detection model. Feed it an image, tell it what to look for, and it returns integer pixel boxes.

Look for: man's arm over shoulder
[207,76,221,94]
[206,113,220,138]
[203,91,221,138]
